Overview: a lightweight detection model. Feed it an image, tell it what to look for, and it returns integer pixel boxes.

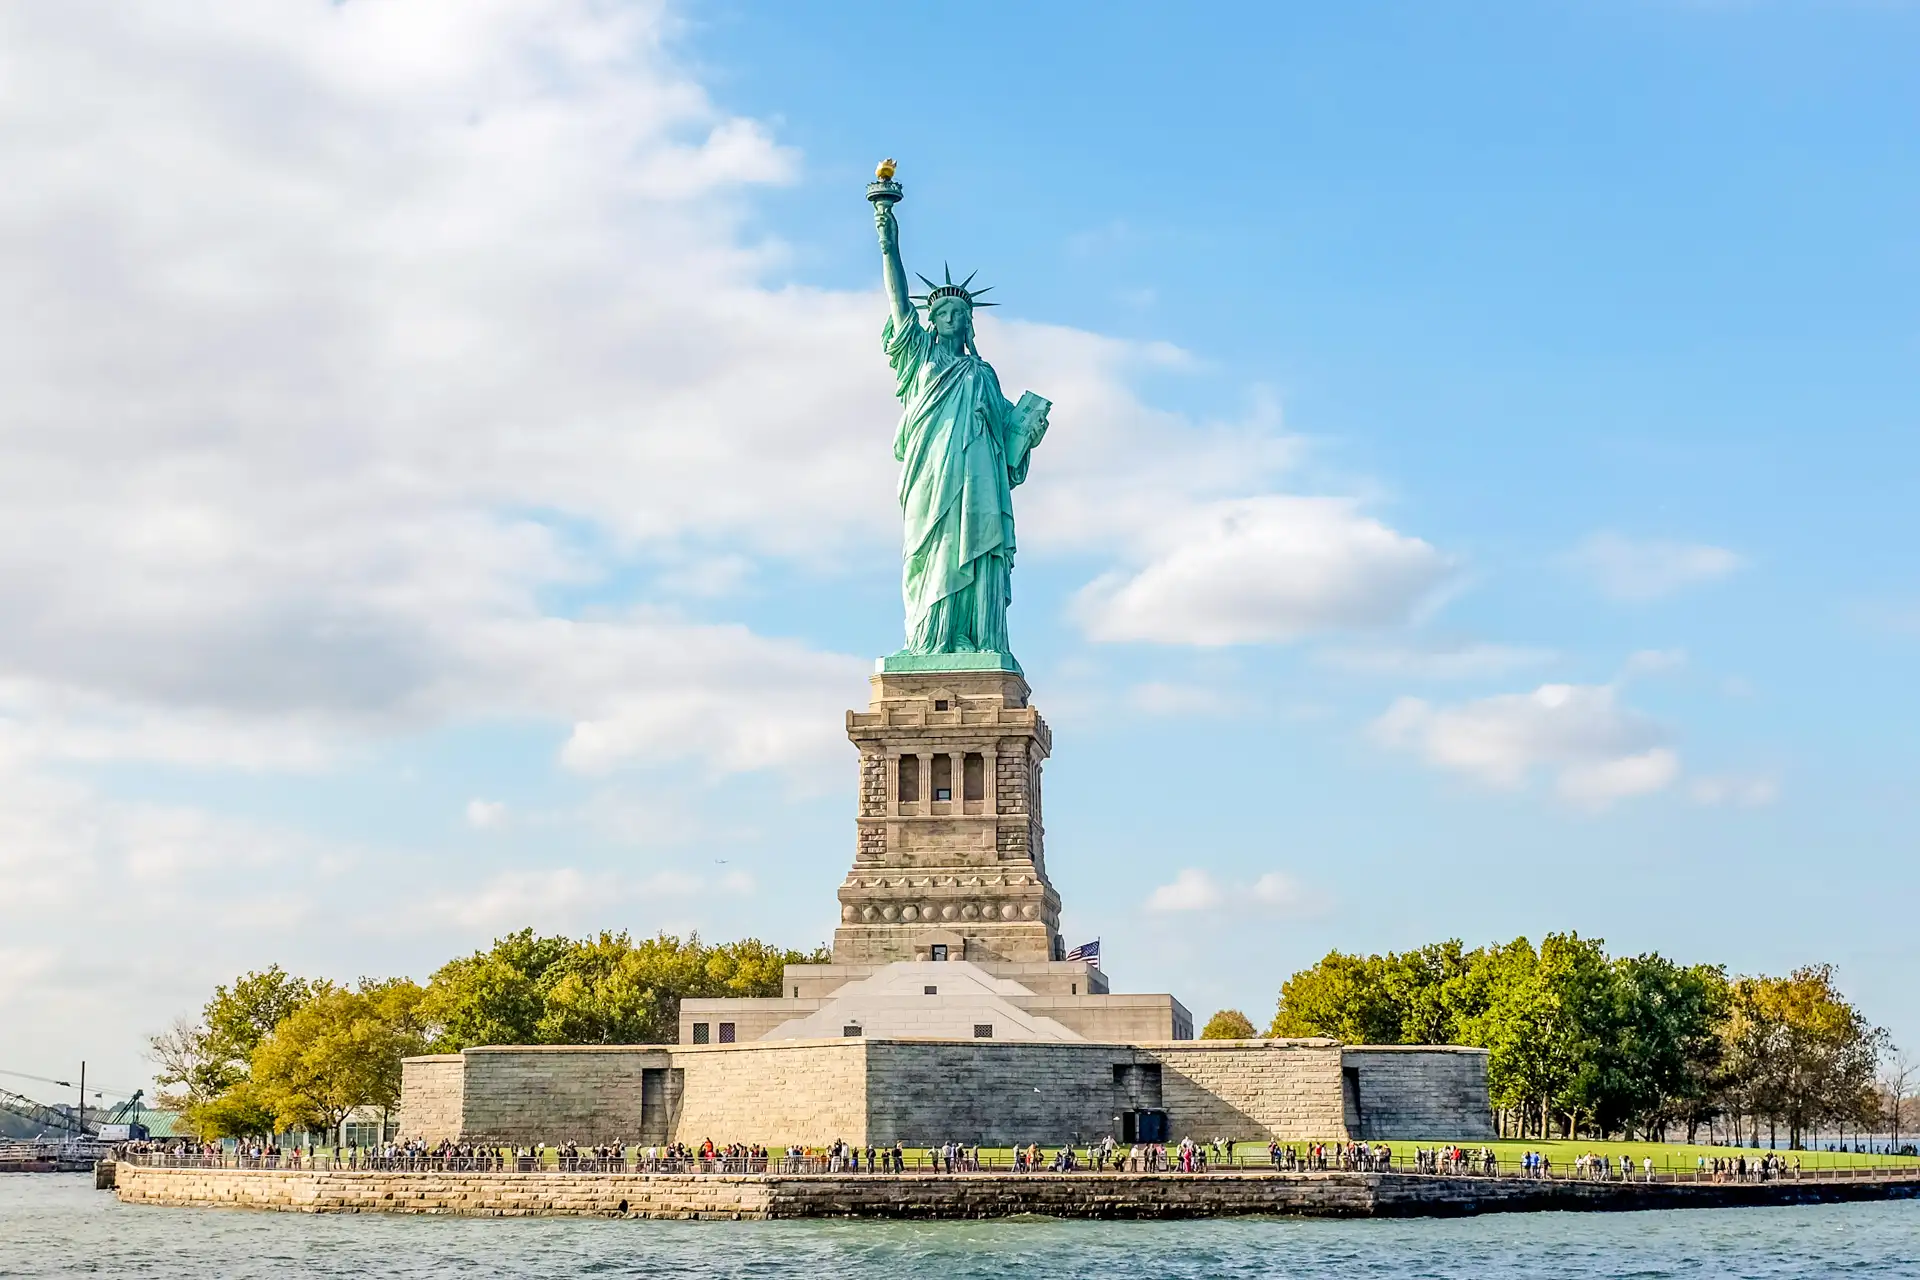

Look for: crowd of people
[110,1136,1830,1186]
[1413,1145,1499,1176]
[1700,1152,1800,1183]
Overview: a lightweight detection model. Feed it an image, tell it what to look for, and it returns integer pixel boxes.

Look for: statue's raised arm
[872,166,913,328]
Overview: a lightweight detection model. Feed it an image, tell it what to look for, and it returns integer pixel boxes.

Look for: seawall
[113,1164,1920,1219]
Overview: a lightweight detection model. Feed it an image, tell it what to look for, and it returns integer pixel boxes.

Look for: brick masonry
[113,1164,1920,1219]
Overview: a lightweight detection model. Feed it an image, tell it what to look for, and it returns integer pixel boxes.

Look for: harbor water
[3,1173,1917,1278]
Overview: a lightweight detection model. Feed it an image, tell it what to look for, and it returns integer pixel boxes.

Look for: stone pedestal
[834,665,1061,964]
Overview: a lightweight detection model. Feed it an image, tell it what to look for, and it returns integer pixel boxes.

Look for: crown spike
[943,262,953,285]
[916,273,939,291]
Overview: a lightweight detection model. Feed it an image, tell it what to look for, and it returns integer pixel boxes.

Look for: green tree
[251,979,429,1143]
[206,966,315,1063]
[150,965,316,1138]
[1723,965,1885,1149]
[1380,940,1489,1044]
[535,932,673,1044]
[420,929,574,1049]
[1201,1009,1258,1040]
[1269,941,1494,1047]
[1453,934,1615,1139]
[1596,955,1727,1140]
[424,930,827,1049]
[1269,951,1399,1042]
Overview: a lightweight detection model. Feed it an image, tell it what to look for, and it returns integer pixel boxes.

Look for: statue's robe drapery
[884,311,1039,655]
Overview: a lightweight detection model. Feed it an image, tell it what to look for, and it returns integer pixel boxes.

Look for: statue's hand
[875,203,898,252]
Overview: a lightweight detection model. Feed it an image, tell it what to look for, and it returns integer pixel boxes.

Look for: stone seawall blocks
[115,1165,1920,1220]
[114,1165,775,1218]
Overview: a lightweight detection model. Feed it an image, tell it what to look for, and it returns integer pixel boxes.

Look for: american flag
[1065,939,1100,963]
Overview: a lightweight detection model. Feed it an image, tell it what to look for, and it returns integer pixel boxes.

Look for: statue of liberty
[870,160,1049,668]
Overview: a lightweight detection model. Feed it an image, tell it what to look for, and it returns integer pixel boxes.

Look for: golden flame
[875,158,897,181]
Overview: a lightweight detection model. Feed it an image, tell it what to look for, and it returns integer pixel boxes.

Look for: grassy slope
[963,1140,1918,1173]
[1401,1138,1918,1172]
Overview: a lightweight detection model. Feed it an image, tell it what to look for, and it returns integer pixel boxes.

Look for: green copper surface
[872,170,1050,666]
[877,650,1023,675]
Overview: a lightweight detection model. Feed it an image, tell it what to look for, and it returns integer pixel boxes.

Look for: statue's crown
[912,263,996,311]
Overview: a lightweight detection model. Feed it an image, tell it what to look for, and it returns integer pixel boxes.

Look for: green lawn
[1400,1138,1919,1173]
[950,1139,1919,1175]
[306,1139,1920,1175]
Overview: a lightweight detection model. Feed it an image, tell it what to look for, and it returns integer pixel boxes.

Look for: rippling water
[3,1174,1918,1278]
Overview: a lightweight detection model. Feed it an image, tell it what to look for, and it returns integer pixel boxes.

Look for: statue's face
[929,299,970,339]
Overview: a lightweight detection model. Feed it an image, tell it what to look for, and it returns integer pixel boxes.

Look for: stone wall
[680,998,823,1045]
[672,1040,869,1145]
[1031,995,1188,1043]
[405,1042,868,1148]
[116,1163,1920,1219]
[765,1170,1379,1218]
[865,1041,1132,1145]
[837,669,1060,966]
[114,1164,773,1218]
[452,1046,670,1144]
[1148,1041,1349,1140]
[400,1036,1492,1149]
[398,1055,465,1144]
[1342,1047,1495,1140]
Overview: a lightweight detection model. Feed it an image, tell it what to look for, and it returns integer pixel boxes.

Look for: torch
[866,157,902,208]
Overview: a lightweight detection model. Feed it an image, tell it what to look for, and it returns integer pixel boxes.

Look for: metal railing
[110,1145,1920,1186]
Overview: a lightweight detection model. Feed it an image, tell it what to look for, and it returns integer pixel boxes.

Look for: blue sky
[1,0,1915,1100]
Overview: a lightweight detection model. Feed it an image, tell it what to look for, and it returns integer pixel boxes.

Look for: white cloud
[1076,496,1453,645]
[1146,867,1325,916]
[426,869,617,932]
[1318,642,1556,680]
[0,751,372,1083]
[0,0,1415,1083]
[1127,682,1237,716]
[1146,868,1226,913]
[423,866,713,932]
[1557,748,1681,807]
[1690,774,1779,807]
[1622,649,1688,678]
[1249,872,1327,917]
[1373,681,1680,806]
[465,799,509,830]
[0,0,885,782]
[1570,533,1743,602]
[0,0,1371,780]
